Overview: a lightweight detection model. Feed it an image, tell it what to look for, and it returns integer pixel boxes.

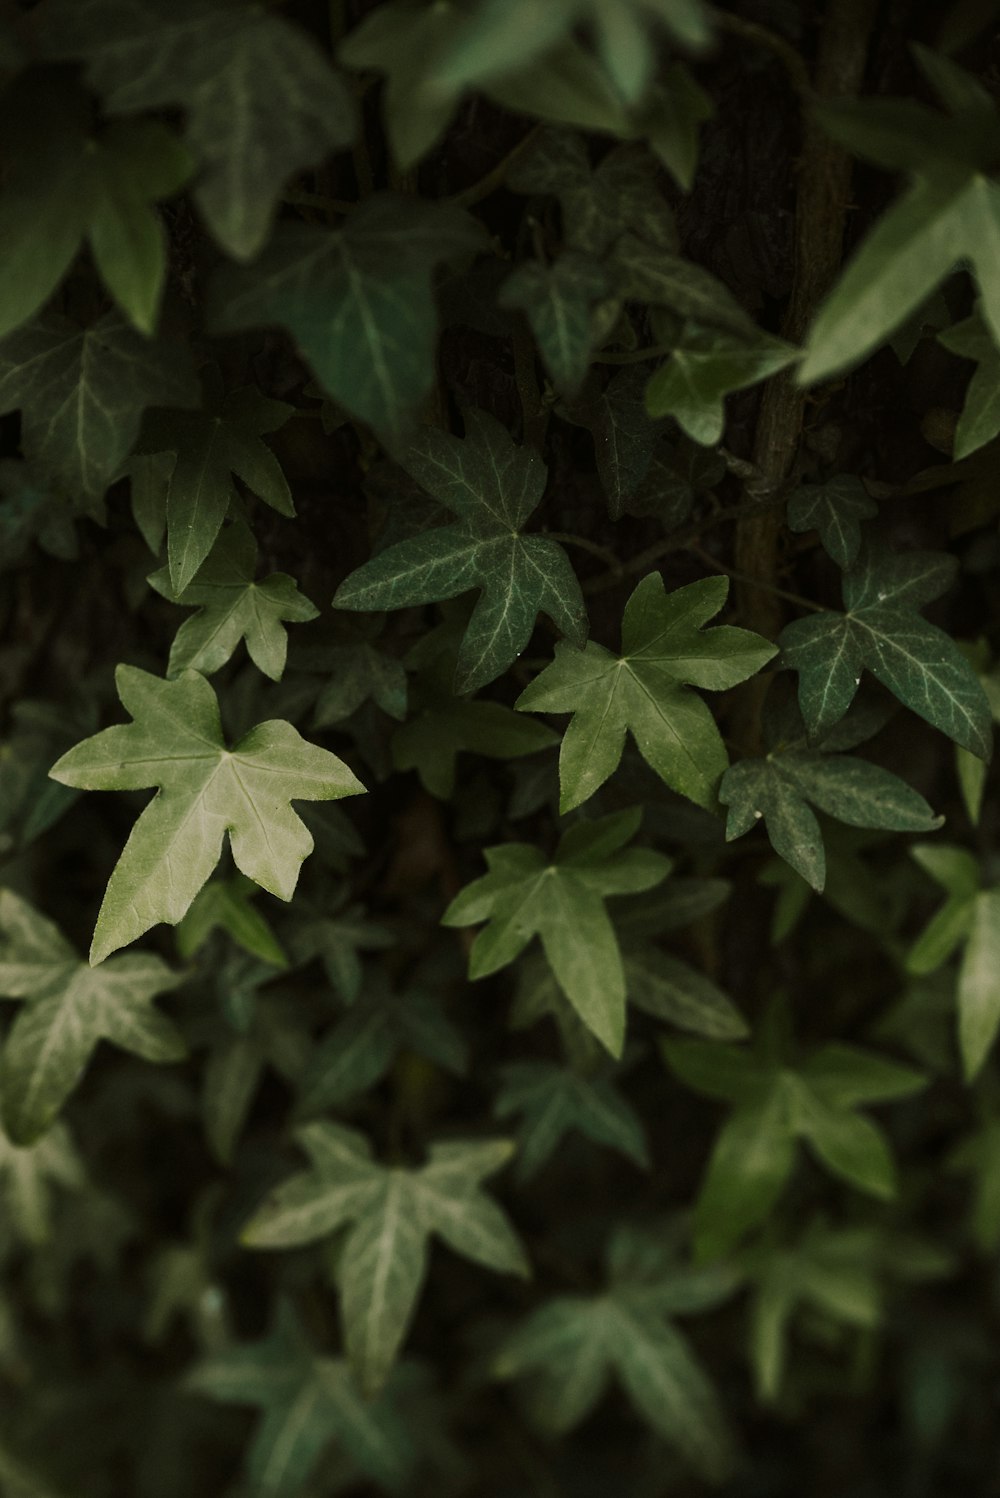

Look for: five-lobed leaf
[0,889,186,1143]
[49,666,365,964]
[148,519,318,681]
[242,1122,528,1395]
[334,409,588,692]
[517,572,776,812]
[779,541,993,758]
[441,808,671,1055]
[41,0,356,261]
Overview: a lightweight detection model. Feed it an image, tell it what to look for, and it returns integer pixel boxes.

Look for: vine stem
[544,532,624,572]
[687,543,824,613]
[593,344,672,366]
[448,124,544,209]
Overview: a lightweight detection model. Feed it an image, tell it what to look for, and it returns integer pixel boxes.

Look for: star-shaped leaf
[187,1302,416,1496]
[0,74,191,339]
[334,410,588,691]
[0,310,197,504]
[137,384,294,593]
[800,50,1000,381]
[663,1024,926,1259]
[49,665,365,964]
[210,195,485,444]
[644,327,797,444]
[242,1122,529,1395]
[779,541,993,757]
[516,573,776,812]
[441,808,671,1055]
[149,520,318,681]
[0,889,186,1143]
[786,475,879,570]
[294,975,466,1118]
[494,1222,737,1483]
[494,1060,649,1179]
[721,745,942,893]
[906,842,1000,1079]
[40,0,356,260]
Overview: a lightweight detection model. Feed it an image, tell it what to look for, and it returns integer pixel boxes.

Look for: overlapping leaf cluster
[2,2,1000,1495]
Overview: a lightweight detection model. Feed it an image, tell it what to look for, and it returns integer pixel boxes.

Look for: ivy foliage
[3,2,1000,1495]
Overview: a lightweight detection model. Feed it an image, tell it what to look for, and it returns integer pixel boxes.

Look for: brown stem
[733,0,877,741]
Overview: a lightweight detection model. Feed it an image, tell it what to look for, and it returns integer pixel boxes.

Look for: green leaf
[939,308,1000,459]
[242,1124,529,1395]
[663,1032,926,1258]
[41,0,356,260]
[624,946,749,1040]
[394,697,557,800]
[0,1111,85,1244]
[0,75,191,337]
[786,475,879,570]
[500,253,611,396]
[495,1225,735,1483]
[138,385,294,593]
[0,890,185,1143]
[334,410,588,692]
[644,326,798,443]
[779,541,993,757]
[186,1302,415,1495]
[149,520,318,681]
[612,236,758,335]
[801,65,1000,382]
[0,311,197,504]
[49,665,365,964]
[720,748,942,892]
[175,874,288,967]
[565,366,663,519]
[494,1060,649,1178]
[210,196,484,444]
[516,573,776,812]
[441,808,670,1055]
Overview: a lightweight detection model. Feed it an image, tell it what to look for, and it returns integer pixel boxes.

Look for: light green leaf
[494,1060,649,1178]
[0,889,185,1143]
[780,541,993,756]
[517,572,776,812]
[0,1110,85,1245]
[644,327,798,444]
[624,946,749,1039]
[242,1123,528,1394]
[721,748,942,893]
[0,75,191,337]
[138,385,294,593]
[41,0,356,260]
[175,874,288,967]
[210,195,485,444]
[939,308,1000,459]
[334,410,587,692]
[0,310,197,504]
[49,666,365,964]
[442,809,670,1055]
[149,520,318,681]
[786,475,879,570]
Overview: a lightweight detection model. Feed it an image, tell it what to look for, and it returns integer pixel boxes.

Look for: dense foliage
[3,1,1000,1492]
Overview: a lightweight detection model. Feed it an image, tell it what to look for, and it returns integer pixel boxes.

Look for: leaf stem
[593,344,672,366]
[687,542,824,613]
[283,188,356,216]
[544,532,624,572]
[449,124,545,209]
[709,9,812,97]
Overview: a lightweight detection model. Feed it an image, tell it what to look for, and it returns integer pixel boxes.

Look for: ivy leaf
[800,56,1000,382]
[0,1111,85,1244]
[49,665,365,965]
[720,747,942,893]
[242,1123,529,1395]
[779,541,993,757]
[624,946,749,1040]
[148,520,318,682]
[175,874,288,968]
[612,236,758,335]
[938,308,1000,460]
[786,475,879,570]
[311,633,408,726]
[0,310,197,505]
[40,0,356,261]
[334,410,588,692]
[210,196,484,444]
[500,253,612,396]
[394,698,557,801]
[0,75,191,338]
[644,328,798,444]
[294,977,466,1118]
[565,366,663,518]
[186,1302,415,1496]
[441,808,671,1055]
[495,1224,736,1483]
[290,897,395,1006]
[663,1030,926,1259]
[906,842,1000,1079]
[494,1061,649,1179]
[516,573,776,812]
[0,890,185,1144]
[138,385,294,593]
